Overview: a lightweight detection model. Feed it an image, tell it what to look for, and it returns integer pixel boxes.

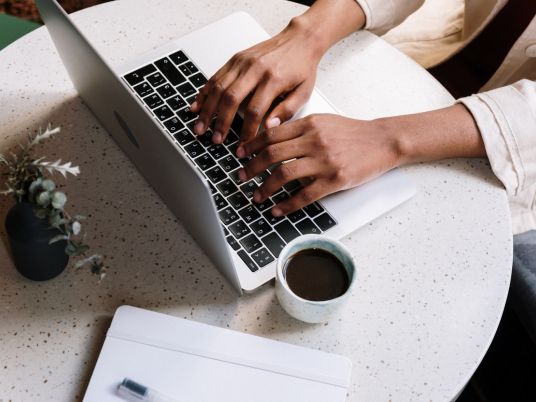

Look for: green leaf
[36,191,51,206]
[49,234,69,245]
[41,179,56,192]
[65,242,78,256]
[51,191,67,209]
[72,221,81,236]
[28,178,43,197]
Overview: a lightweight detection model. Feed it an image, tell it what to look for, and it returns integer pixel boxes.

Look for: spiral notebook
[83,306,352,402]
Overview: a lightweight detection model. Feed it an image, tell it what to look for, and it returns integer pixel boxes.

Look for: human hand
[236,114,403,216]
[190,17,324,145]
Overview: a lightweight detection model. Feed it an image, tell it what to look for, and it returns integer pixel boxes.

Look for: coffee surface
[284,248,349,301]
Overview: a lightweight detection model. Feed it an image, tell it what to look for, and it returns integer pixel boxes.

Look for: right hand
[190,17,324,144]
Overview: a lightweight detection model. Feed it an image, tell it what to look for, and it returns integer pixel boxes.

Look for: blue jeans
[511,231,536,343]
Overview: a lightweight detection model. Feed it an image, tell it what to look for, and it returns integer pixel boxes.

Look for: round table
[0,1,512,401]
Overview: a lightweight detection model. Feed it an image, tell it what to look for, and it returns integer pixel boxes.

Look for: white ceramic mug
[275,234,357,324]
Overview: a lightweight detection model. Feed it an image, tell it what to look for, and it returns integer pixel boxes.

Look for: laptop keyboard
[123,50,338,272]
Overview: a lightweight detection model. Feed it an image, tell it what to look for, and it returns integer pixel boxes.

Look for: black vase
[5,202,69,281]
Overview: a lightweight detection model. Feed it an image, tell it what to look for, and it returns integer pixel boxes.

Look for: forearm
[288,0,366,57]
[378,104,487,165]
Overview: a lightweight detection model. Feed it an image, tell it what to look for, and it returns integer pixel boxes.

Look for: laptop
[36,0,416,293]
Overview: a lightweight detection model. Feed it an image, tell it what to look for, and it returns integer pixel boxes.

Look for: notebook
[83,306,353,401]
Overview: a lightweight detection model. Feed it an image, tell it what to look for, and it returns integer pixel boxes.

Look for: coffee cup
[275,234,356,323]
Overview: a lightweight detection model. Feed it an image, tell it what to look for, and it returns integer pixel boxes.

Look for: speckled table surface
[0,1,512,401]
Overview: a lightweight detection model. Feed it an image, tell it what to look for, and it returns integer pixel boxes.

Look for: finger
[236,120,304,158]
[237,82,283,144]
[190,62,232,113]
[211,73,261,144]
[265,80,314,128]
[253,157,320,203]
[271,179,330,217]
[240,137,307,182]
[193,69,238,135]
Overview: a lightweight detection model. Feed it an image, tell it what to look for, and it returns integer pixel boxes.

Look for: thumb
[265,81,314,129]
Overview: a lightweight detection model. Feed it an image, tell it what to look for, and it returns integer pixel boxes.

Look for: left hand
[236,114,403,216]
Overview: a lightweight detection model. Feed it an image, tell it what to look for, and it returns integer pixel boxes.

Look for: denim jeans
[511,231,536,343]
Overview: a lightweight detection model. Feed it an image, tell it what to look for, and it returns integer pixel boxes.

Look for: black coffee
[284,248,349,301]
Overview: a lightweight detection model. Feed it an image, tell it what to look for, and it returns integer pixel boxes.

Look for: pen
[117,378,180,402]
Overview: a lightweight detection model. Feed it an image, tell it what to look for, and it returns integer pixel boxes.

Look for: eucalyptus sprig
[0,125,106,279]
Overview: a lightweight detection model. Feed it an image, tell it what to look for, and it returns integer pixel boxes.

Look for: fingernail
[213,131,222,144]
[236,146,245,158]
[239,169,247,182]
[253,191,261,203]
[191,101,198,110]
[194,120,205,135]
[271,207,282,217]
[266,117,281,129]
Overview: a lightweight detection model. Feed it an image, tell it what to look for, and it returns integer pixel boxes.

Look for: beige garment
[355,0,536,234]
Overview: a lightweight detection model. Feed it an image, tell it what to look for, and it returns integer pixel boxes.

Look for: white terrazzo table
[0,1,512,401]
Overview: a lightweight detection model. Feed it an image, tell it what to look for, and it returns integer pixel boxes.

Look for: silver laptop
[36,0,415,294]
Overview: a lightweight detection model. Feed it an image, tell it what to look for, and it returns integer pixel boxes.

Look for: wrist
[371,116,415,167]
[285,15,329,60]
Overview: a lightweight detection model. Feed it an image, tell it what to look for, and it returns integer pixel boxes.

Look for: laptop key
[249,218,271,237]
[124,64,157,86]
[178,61,199,76]
[154,105,174,121]
[303,202,324,218]
[223,227,230,236]
[237,250,258,272]
[143,93,163,109]
[283,180,302,192]
[251,248,274,268]
[173,129,195,146]
[295,218,321,235]
[184,141,205,158]
[190,73,207,88]
[209,184,217,195]
[240,181,258,198]
[177,82,197,98]
[218,207,239,225]
[194,153,216,171]
[274,220,300,243]
[238,205,260,224]
[156,84,176,99]
[216,179,238,197]
[223,131,239,146]
[287,209,306,223]
[133,82,153,97]
[226,236,241,251]
[164,117,184,134]
[169,50,188,65]
[207,144,229,159]
[227,192,249,210]
[197,131,213,147]
[262,209,284,225]
[240,234,262,253]
[167,95,187,111]
[261,232,286,258]
[314,213,337,231]
[272,191,290,204]
[155,57,186,86]
[218,155,240,172]
[212,193,228,211]
[205,166,227,184]
[228,169,241,185]
[186,95,197,106]
[254,170,270,184]
[229,220,251,239]
[176,107,198,123]
[253,198,274,212]
[146,72,166,87]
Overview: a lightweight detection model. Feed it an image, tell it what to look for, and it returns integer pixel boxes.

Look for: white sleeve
[354,0,425,35]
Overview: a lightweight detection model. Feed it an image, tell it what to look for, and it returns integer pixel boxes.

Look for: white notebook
[83,306,352,402]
